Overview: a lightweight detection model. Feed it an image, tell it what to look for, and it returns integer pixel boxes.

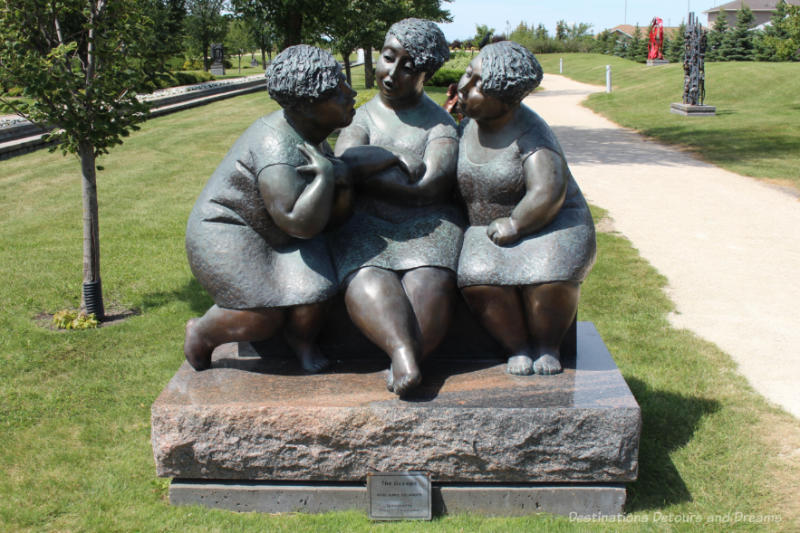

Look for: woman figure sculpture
[183,45,398,373]
[331,18,463,395]
[456,41,596,376]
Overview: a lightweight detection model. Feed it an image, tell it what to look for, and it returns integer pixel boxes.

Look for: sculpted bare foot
[388,349,422,396]
[506,348,535,375]
[533,352,562,375]
[184,318,213,371]
[285,334,330,374]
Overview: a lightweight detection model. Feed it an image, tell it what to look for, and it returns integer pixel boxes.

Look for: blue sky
[439,0,721,40]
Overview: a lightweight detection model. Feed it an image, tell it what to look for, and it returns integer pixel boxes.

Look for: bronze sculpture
[183,45,401,373]
[330,18,464,395]
[456,41,596,376]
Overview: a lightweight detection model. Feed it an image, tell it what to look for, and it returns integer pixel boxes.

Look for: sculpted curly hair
[266,45,343,109]
[478,41,543,105]
[386,18,450,80]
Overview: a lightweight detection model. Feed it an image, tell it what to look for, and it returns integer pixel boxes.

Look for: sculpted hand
[395,151,426,183]
[328,155,352,187]
[487,217,519,246]
[297,142,334,183]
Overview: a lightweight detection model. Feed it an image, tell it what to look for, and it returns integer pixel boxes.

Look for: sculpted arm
[359,137,458,206]
[488,148,567,246]
[333,125,410,181]
[257,143,336,239]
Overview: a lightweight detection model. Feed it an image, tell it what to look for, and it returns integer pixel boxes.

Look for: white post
[606,65,612,93]
[559,57,563,74]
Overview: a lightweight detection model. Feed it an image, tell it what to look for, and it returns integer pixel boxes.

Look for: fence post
[559,57,563,74]
[606,65,612,93]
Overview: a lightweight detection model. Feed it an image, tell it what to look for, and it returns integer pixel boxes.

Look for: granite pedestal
[670,102,716,116]
[151,322,640,516]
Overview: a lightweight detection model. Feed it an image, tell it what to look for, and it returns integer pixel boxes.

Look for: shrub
[52,310,99,330]
[426,68,463,87]
[182,58,204,70]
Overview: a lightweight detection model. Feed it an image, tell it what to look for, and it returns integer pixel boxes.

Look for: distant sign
[367,471,431,520]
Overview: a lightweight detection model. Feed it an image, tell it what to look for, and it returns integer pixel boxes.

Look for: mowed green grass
[1,71,799,531]
[536,53,800,187]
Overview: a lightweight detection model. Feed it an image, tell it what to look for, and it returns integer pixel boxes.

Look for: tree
[185,0,228,70]
[225,18,253,73]
[665,21,686,63]
[474,23,494,48]
[0,0,172,320]
[724,5,756,61]
[706,11,729,61]
[755,0,800,61]
[555,20,568,41]
[139,0,186,82]
[627,25,647,62]
[230,0,276,68]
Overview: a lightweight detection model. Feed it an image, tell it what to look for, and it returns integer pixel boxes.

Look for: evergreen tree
[724,5,756,61]
[707,11,729,61]
[665,22,687,62]
[755,0,791,60]
[627,25,647,62]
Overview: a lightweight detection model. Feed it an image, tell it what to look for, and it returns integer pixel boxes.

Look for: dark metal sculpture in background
[683,12,707,106]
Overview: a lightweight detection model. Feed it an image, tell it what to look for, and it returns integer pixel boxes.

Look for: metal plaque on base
[367,472,431,520]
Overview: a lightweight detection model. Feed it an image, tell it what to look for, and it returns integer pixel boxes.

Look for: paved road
[525,74,800,419]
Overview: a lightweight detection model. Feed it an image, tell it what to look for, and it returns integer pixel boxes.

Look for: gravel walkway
[525,74,800,419]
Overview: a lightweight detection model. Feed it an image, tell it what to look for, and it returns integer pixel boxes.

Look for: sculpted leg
[184,305,285,371]
[344,267,422,395]
[461,285,535,375]
[284,301,331,373]
[522,281,580,375]
[401,267,457,358]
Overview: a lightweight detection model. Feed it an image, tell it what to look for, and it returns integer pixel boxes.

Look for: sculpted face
[307,77,357,131]
[457,56,508,121]
[376,36,426,106]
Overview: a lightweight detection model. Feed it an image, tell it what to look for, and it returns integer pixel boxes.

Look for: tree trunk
[261,47,267,69]
[343,54,352,86]
[79,142,104,320]
[364,46,374,89]
[203,46,209,71]
[283,12,303,49]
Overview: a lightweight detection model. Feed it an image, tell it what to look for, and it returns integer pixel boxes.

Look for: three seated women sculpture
[182,25,596,397]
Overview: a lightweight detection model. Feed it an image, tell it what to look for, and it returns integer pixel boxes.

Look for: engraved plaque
[367,472,432,520]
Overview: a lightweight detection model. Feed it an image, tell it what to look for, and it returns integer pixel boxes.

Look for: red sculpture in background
[648,17,665,60]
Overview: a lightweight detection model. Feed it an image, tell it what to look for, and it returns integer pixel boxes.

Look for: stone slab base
[152,322,640,483]
[169,480,626,517]
[670,102,716,116]
[646,59,669,66]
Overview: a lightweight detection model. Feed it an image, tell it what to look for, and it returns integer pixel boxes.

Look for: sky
[439,0,722,41]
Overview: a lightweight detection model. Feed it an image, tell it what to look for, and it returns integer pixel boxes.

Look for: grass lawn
[1,66,799,531]
[535,53,800,189]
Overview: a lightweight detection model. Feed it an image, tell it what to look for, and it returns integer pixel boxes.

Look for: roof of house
[606,24,682,39]
[704,0,800,14]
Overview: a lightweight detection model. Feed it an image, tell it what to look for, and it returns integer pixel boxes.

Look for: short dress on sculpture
[456,108,596,288]
[186,113,337,309]
[329,95,465,283]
